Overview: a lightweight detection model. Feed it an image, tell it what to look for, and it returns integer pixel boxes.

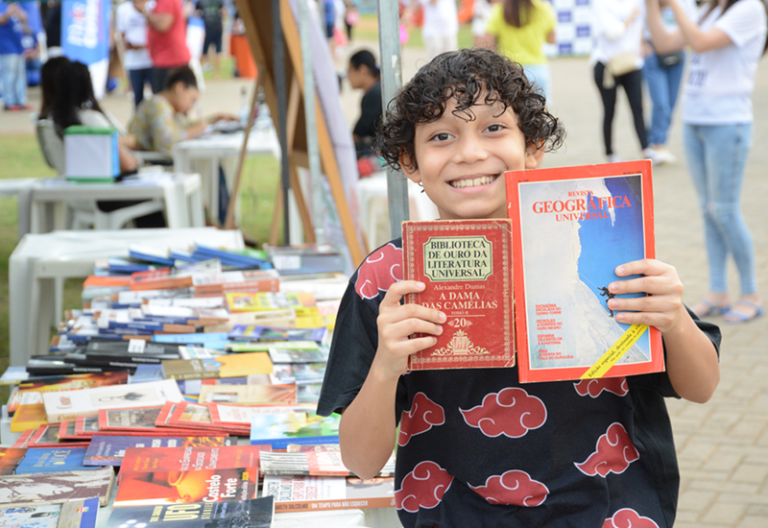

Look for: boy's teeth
[450,176,495,189]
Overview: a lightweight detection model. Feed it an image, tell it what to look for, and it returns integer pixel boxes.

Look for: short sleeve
[152,0,177,16]
[627,307,721,398]
[485,3,504,36]
[316,280,380,416]
[115,5,127,33]
[715,0,767,48]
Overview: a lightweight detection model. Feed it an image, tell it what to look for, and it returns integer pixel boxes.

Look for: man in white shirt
[419,0,459,60]
[116,0,154,107]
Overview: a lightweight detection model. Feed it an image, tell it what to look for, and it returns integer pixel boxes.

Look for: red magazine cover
[27,424,90,448]
[12,428,35,448]
[154,401,178,427]
[78,414,218,438]
[115,466,259,506]
[167,402,249,434]
[98,406,204,434]
[506,161,664,383]
[121,445,271,474]
[58,420,82,440]
[402,219,515,371]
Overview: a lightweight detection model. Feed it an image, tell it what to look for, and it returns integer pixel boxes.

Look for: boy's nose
[453,134,490,164]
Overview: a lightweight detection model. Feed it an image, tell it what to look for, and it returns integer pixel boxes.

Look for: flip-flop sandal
[724,299,765,323]
[694,298,731,318]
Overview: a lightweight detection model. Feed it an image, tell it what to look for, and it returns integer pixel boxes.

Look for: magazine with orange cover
[121,444,270,474]
[506,161,664,383]
[0,447,27,475]
[402,219,515,371]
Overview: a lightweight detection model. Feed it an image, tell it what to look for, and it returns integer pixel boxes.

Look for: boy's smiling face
[403,96,542,221]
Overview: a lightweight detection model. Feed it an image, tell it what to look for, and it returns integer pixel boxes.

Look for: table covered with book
[0,240,400,528]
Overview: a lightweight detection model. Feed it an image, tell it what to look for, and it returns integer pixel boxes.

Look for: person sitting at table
[347,49,382,159]
[129,65,237,157]
[50,60,139,173]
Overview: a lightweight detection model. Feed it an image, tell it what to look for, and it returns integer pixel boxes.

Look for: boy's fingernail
[609,283,618,292]
[608,300,616,308]
[417,282,425,289]
[616,266,625,275]
[439,312,446,322]
[436,325,443,334]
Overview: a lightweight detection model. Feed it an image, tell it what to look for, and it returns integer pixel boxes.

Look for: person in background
[134,0,191,93]
[44,0,61,54]
[471,0,494,47]
[196,0,226,79]
[129,65,236,156]
[50,60,139,172]
[419,0,459,60]
[38,55,69,119]
[347,49,382,158]
[0,0,31,111]
[323,0,336,57]
[591,0,659,164]
[344,0,358,41]
[646,0,767,322]
[641,0,696,165]
[116,0,154,108]
[483,0,556,101]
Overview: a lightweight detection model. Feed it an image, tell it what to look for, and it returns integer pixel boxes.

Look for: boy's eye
[486,124,504,133]
[430,133,452,142]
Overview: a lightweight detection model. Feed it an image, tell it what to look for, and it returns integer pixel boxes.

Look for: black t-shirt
[353,80,382,143]
[318,238,721,528]
[196,0,223,30]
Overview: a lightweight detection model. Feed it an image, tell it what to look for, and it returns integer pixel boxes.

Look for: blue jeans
[643,52,685,146]
[128,67,153,107]
[0,53,27,108]
[683,123,756,294]
[523,63,552,103]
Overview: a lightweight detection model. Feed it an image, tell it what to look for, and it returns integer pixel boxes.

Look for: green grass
[0,133,283,385]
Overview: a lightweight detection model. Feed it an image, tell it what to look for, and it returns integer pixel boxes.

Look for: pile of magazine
[0,241,396,525]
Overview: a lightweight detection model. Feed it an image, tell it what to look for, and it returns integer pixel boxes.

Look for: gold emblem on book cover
[432,329,489,356]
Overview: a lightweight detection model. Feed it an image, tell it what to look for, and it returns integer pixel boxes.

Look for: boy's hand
[607,259,687,334]
[373,280,445,381]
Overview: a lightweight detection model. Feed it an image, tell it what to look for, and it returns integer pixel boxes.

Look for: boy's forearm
[663,311,720,404]
[339,364,399,480]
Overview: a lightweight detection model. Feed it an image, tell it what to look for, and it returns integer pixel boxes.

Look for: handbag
[657,50,684,67]
[606,51,639,77]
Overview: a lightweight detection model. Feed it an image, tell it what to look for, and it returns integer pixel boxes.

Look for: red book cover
[0,447,27,475]
[505,161,664,383]
[98,406,205,434]
[402,219,515,371]
[12,429,35,448]
[167,401,248,434]
[121,445,271,474]
[115,466,259,506]
[58,420,81,440]
[27,424,90,448]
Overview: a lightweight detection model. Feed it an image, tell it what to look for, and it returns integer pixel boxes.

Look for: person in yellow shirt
[483,0,556,101]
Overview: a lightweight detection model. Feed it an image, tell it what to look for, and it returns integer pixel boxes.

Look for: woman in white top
[591,0,656,163]
[646,0,767,322]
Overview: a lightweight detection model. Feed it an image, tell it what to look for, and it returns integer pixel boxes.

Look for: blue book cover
[128,249,176,267]
[154,333,230,349]
[130,364,165,383]
[15,448,98,474]
[250,412,340,449]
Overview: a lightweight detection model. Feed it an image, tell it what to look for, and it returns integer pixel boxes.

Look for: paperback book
[0,467,114,506]
[228,325,326,343]
[0,447,27,475]
[121,444,270,474]
[267,347,329,364]
[249,412,340,449]
[402,219,515,371]
[198,383,297,405]
[15,448,97,474]
[262,475,395,512]
[0,496,99,528]
[260,451,395,477]
[83,436,232,466]
[506,161,664,382]
[105,496,274,527]
[27,425,90,449]
[161,352,273,381]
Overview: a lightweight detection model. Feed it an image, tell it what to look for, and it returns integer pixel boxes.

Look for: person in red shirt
[135,0,191,93]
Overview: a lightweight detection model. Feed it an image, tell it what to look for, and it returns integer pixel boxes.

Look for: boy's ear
[400,154,421,184]
[525,140,546,169]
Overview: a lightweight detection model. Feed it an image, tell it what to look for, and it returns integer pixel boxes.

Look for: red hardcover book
[505,161,664,383]
[402,219,515,371]
[121,444,270,474]
[115,466,259,506]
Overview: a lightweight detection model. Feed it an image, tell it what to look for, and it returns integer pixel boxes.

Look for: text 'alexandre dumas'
[423,236,493,282]
[533,191,632,222]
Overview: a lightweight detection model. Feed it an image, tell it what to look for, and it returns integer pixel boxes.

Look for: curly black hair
[376,48,565,173]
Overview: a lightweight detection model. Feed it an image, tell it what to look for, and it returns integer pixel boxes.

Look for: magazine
[105,496,274,527]
[505,161,664,382]
[0,467,114,506]
[262,475,395,512]
[83,436,232,466]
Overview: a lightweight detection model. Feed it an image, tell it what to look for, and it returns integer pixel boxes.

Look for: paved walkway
[2,43,767,527]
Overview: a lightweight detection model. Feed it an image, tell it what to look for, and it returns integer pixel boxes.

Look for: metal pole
[272,0,291,245]
[377,0,409,240]
[298,0,325,243]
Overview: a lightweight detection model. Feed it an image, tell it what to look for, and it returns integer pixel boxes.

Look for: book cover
[161,353,273,381]
[42,380,183,422]
[0,497,99,528]
[15,448,97,474]
[199,384,296,405]
[249,412,340,449]
[13,371,129,403]
[115,466,258,506]
[121,445,270,474]
[27,425,91,449]
[267,347,330,364]
[402,219,515,371]
[10,403,48,433]
[57,420,84,440]
[12,429,35,448]
[260,451,395,477]
[105,496,274,527]
[0,447,27,475]
[262,475,395,512]
[227,340,320,353]
[131,364,166,383]
[0,467,114,506]
[506,161,664,383]
[225,292,290,313]
[83,436,232,466]
[228,325,326,343]
[209,403,314,430]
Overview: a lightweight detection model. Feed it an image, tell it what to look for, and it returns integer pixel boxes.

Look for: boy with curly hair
[317,48,720,527]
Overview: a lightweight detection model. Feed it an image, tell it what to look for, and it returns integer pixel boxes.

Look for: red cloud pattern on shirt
[602,508,660,528]
[575,422,639,477]
[469,470,549,507]
[355,243,403,300]
[459,387,547,438]
[395,461,453,513]
[398,392,445,447]
[573,377,629,398]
